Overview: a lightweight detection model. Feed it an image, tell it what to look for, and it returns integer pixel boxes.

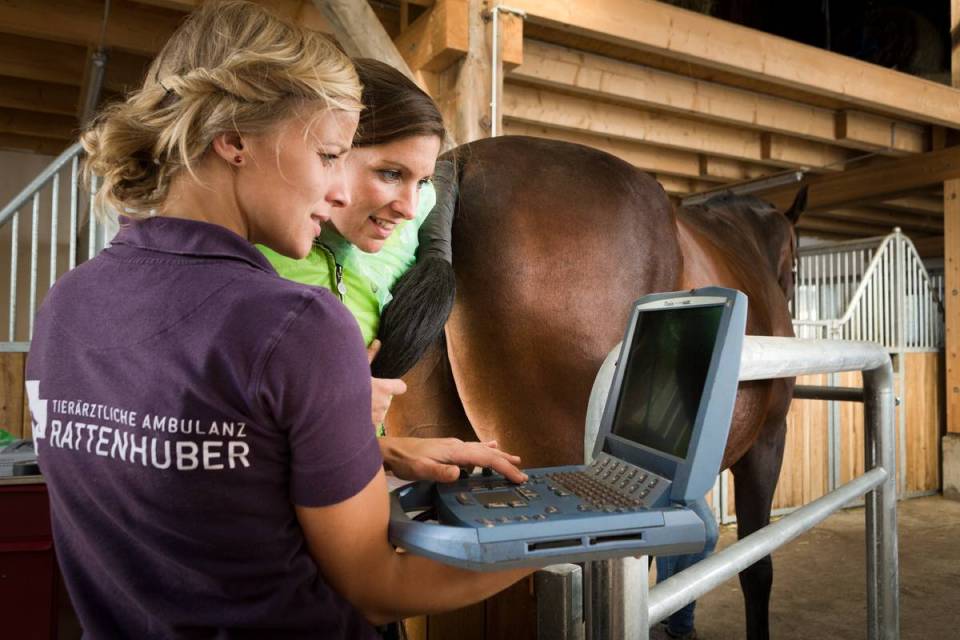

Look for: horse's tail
[371,155,461,379]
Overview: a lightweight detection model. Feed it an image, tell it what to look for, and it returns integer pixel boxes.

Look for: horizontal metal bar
[739,336,889,381]
[0,342,31,352]
[647,466,888,625]
[0,142,83,226]
[793,385,864,402]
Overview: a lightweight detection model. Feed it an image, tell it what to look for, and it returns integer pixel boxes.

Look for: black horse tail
[371,156,460,379]
[371,256,456,379]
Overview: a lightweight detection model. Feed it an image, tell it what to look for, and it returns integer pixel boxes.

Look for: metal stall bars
[587,336,898,640]
[0,142,115,350]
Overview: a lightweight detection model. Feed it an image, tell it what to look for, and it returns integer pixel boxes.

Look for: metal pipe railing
[0,142,83,227]
[589,336,899,640]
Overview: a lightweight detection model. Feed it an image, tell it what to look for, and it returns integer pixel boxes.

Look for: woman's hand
[379,436,527,484]
[368,340,406,425]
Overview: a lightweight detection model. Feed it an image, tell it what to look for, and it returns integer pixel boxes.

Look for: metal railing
[547,336,898,640]
[0,142,113,347]
[792,229,943,351]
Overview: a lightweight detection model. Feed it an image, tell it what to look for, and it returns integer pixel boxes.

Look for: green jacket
[259,181,437,346]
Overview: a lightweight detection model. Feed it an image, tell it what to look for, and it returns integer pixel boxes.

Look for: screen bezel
[595,293,734,485]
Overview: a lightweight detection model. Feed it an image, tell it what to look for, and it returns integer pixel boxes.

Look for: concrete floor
[690,495,960,639]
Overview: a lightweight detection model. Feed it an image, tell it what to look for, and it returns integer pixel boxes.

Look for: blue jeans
[655,498,719,636]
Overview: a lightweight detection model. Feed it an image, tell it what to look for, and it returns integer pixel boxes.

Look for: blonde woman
[26,3,529,638]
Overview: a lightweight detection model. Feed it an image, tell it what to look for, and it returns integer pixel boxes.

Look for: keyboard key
[456,492,475,505]
[487,502,508,508]
[544,505,559,514]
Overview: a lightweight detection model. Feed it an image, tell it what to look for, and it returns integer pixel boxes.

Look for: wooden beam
[0,77,78,116]
[503,83,857,171]
[0,133,70,156]
[655,174,716,196]
[502,119,714,180]
[796,215,892,238]
[761,146,960,214]
[761,134,853,172]
[504,82,764,161]
[826,208,943,234]
[948,0,960,437]
[393,0,468,73]
[0,35,87,86]
[698,156,769,181]
[877,196,944,216]
[497,11,524,70]
[127,0,337,32]
[0,108,76,140]
[506,0,960,128]
[511,40,928,157]
[0,0,184,56]
[836,111,927,155]
[315,0,417,82]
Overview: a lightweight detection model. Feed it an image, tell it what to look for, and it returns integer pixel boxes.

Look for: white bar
[28,193,39,339]
[50,172,59,289]
[69,156,78,269]
[8,211,19,341]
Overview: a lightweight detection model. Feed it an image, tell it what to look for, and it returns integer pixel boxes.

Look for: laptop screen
[610,304,725,460]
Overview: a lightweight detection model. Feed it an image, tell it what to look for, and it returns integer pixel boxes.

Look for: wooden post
[943,0,960,500]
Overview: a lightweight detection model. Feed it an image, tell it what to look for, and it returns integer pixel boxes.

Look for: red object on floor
[0,481,59,640]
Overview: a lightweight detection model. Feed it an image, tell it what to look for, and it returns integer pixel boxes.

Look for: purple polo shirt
[25,216,382,639]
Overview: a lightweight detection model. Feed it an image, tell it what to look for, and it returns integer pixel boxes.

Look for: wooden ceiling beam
[0,133,71,156]
[0,77,78,116]
[511,40,928,156]
[0,0,183,56]
[502,119,718,181]
[761,134,853,172]
[698,156,769,182]
[655,174,718,197]
[796,215,894,237]
[0,108,77,140]
[761,145,960,213]
[503,83,860,171]
[0,35,87,86]
[506,0,960,128]
[826,208,943,234]
[836,111,927,155]
[393,0,469,73]
[874,196,944,216]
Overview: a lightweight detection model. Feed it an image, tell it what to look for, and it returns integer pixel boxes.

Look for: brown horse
[382,136,804,640]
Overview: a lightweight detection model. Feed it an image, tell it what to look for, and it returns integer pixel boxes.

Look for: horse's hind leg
[730,417,788,640]
[385,340,477,442]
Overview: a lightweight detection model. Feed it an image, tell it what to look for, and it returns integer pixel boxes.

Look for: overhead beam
[0,77,78,116]
[511,40,928,156]
[655,174,718,196]
[761,134,852,172]
[699,156,769,182]
[315,0,417,82]
[503,119,716,181]
[836,111,927,155]
[503,83,858,170]
[506,0,960,128]
[0,35,87,86]
[876,196,944,216]
[826,208,943,234]
[761,145,960,213]
[796,215,893,238]
[0,133,70,156]
[0,0,183,56]
[0,108,76,140]
[393,0,468,73]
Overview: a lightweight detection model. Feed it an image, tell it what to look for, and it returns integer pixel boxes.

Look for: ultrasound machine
[388,287,747,570]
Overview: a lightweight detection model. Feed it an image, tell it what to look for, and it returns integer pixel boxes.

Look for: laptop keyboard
[543,453,664,511]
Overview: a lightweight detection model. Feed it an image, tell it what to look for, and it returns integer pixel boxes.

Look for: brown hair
[352,58,446,148]
[81,0,361,218]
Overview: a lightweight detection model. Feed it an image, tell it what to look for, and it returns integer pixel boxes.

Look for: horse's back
[444,136,682,465]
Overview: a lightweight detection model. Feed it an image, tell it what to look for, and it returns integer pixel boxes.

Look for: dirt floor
[688,495,960,639]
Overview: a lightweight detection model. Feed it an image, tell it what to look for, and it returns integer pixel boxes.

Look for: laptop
[389,287,747,570]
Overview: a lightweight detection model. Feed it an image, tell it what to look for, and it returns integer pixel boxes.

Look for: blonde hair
[82,0,362,217]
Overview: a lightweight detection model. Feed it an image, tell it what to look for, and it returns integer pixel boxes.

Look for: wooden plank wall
[0,351,28,439]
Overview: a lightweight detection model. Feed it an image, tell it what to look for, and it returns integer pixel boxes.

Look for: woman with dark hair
[261,60,512,483]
